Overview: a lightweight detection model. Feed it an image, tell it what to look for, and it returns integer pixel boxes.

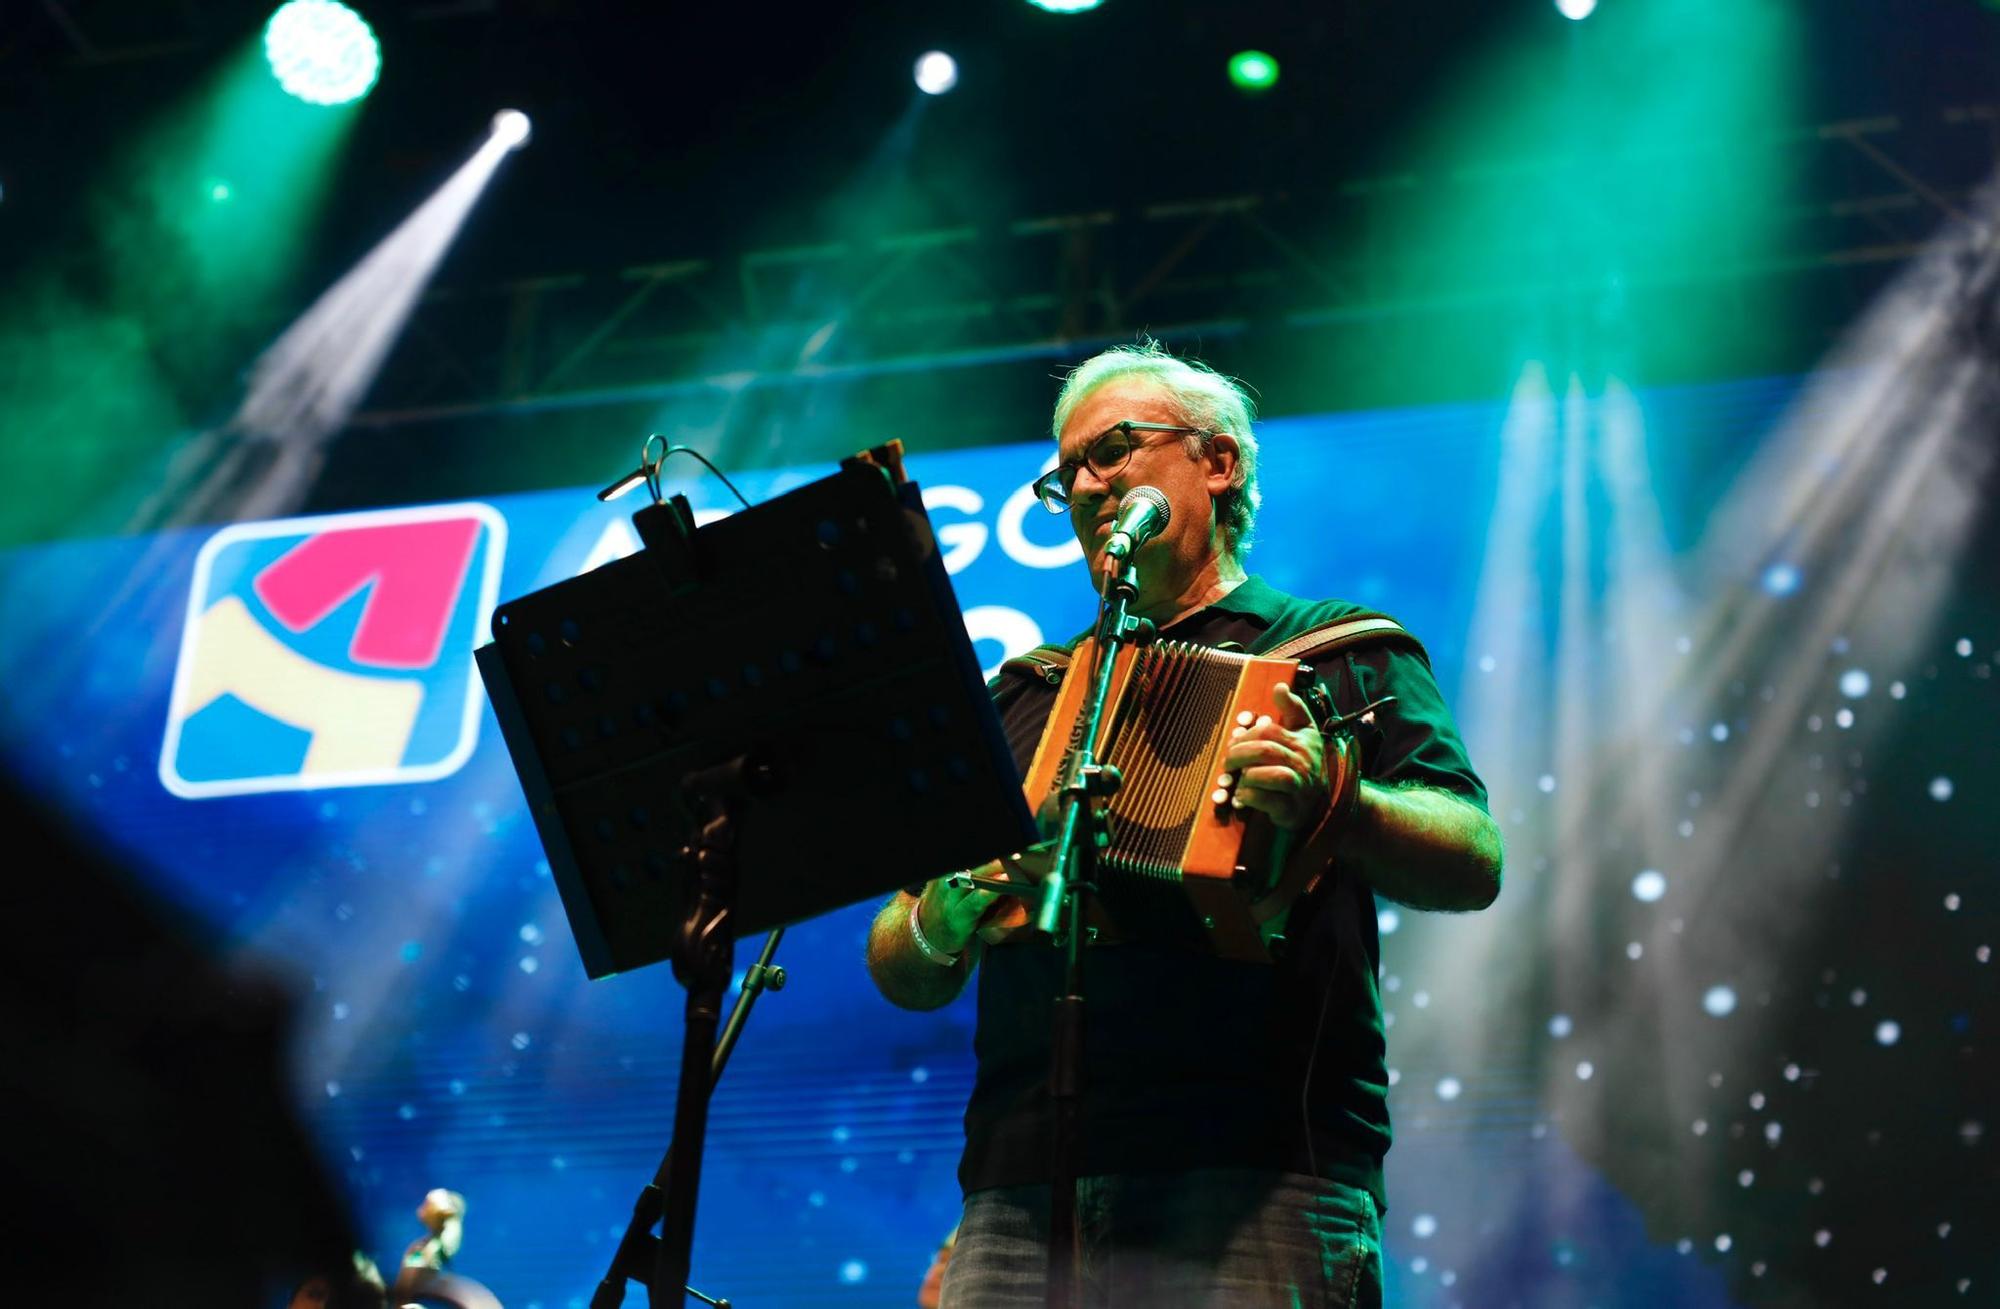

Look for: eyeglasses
[1030,421,1211,514]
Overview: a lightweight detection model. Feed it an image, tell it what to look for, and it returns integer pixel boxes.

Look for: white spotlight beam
[1417,361,1560,1074]
[1525,178,2000,1142]
[1563,175,2000,859]
[133,121,524,533]
[1547,375,1599,995]
[1597,377,1685,861]
[1457,362,1556,774]
[236,130,517,449]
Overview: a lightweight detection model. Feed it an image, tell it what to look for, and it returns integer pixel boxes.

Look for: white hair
[1050,338,1262,555]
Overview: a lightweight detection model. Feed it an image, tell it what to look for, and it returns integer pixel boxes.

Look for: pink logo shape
[253,519,483,670]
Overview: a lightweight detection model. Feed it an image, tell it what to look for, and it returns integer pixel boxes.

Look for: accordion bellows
[991,637,1325,960]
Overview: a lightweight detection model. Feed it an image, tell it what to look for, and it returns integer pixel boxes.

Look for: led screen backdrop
[2,371,1991,1308]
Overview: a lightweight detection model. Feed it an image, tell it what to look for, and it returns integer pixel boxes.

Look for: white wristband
[908,897,962,967]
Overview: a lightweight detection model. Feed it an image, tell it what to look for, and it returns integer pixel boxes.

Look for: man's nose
[1070,460,1119,505]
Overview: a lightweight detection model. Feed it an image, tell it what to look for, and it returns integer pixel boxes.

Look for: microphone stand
[1035,552,1154,1309]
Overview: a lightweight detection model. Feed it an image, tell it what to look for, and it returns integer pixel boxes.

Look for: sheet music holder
[476,441,1036,1306]
[478,442,1034,975]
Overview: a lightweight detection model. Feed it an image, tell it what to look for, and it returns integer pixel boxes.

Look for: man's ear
[1202,432,1242,496]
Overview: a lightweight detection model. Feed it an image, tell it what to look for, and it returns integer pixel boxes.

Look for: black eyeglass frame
[1029,420,1213,514]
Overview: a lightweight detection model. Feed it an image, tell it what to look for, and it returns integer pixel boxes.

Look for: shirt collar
[1200,574,1286,623]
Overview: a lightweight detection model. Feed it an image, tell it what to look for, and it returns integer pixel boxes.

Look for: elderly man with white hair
[869,340,1502,1307]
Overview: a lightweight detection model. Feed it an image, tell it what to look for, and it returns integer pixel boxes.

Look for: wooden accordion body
[997,637,1326,960]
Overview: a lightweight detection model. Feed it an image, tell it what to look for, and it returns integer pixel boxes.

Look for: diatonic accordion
[1003,636,1328,959]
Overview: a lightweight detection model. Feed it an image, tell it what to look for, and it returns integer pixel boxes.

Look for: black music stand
[476,445,1037,1307]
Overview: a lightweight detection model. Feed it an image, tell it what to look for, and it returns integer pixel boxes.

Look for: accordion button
[1235,710,1255,727]
[1211,789,1230,806]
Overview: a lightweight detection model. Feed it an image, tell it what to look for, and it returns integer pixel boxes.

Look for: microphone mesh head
[1120,485,1171,527]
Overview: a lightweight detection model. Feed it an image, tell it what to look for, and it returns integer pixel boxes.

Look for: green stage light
[264,0,380,106]
[1228,50,1279,93]
[1026,0,1105,12]
[208,180,234,202]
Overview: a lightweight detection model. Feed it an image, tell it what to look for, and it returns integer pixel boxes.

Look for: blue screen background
[0,379,1801,1308]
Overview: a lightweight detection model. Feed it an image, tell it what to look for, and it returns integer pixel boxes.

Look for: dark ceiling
[4,1,1541,277]
[3,1,1999,529]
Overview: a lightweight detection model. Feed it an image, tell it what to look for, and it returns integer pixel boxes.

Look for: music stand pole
[1038,558,1148,1309]
[648,755,768,1308]
[591,927,783,1309]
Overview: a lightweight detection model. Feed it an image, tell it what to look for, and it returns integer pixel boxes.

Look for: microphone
[1102,486,1171,565]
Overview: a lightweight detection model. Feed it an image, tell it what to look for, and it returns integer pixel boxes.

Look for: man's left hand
[1222,681,1328,831]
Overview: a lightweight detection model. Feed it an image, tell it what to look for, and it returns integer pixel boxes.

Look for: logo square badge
[160,503,507,799]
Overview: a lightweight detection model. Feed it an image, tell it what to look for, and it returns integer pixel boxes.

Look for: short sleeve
[1325,643,1489,812]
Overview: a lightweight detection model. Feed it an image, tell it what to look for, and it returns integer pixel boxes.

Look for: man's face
[1055,378,1236,579]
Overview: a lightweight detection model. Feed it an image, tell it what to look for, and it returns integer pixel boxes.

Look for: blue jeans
[940,1169,1384,1308]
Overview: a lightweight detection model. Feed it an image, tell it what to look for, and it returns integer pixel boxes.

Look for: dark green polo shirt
[959,576,1488,1211]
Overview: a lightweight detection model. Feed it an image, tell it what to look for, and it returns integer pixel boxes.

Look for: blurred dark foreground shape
[0,776,377,1308]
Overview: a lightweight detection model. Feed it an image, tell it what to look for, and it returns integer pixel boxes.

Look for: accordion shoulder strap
[996,644,1076,686]
[1257,613,1431,667]
[997,612,1429,684]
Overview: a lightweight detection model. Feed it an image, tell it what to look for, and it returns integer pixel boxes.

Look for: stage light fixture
[1227,50,1280,93]
[914,51,959,96]
[491,109,532,150]
[1026,0,1105,12]
[264,0,380,106]
[209,180,234,203]
[1556,0,1598,19]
